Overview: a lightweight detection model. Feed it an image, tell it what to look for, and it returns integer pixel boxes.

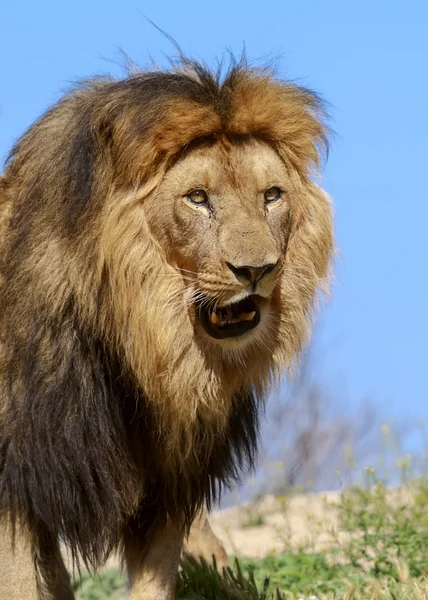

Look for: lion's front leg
[0,515,74,600]
[124,517,184,600]
[0,516,39,600]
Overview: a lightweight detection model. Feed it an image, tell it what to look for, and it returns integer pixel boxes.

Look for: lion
[0,57,333,599]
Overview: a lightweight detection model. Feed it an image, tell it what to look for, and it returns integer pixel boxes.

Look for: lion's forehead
[164,140,289,196]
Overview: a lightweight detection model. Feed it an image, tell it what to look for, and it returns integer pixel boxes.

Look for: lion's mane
[0,58,333,567]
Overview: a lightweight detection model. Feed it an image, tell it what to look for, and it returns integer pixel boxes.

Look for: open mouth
[197,296,261,339]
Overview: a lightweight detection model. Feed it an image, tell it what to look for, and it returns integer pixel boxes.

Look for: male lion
[0,57,333,599]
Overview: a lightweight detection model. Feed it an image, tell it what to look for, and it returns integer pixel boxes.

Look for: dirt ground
[209,491,343,559]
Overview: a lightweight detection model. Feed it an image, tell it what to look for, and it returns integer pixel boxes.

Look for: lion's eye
[186,189,209,205]
[264,187,282,204]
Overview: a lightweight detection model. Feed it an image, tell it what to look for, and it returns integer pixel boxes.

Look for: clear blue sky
[1,1,427,426]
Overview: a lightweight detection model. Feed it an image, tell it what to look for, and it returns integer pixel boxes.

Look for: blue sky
[1,1,427,429]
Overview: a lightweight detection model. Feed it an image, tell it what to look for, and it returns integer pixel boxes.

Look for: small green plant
[242,512,266,528]
[177,556,278,600]
[337,475,428,580]
[73,568,126,600]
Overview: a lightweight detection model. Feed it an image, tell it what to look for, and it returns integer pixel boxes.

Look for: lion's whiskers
[176,267,199,276]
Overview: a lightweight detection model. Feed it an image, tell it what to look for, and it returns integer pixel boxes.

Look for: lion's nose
[226,261,278,285]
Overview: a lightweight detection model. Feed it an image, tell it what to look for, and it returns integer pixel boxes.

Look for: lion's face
[144,140,290,352]
[99,134,331,415]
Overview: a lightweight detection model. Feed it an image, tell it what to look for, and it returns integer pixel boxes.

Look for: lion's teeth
[240,311,256,321]
[210,312,219,325]
[210,309,256,325]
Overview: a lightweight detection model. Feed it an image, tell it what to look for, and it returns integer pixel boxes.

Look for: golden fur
[0,57,333,594]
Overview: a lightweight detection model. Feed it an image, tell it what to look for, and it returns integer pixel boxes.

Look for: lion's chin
[197,295,263,340]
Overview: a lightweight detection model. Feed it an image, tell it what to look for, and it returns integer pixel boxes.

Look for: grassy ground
[74,476,428,599]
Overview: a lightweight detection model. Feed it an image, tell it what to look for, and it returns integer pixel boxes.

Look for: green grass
[241,551,365,595]
[74,476,428,600]
[75,556,428,600]
[336,476,428,580]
